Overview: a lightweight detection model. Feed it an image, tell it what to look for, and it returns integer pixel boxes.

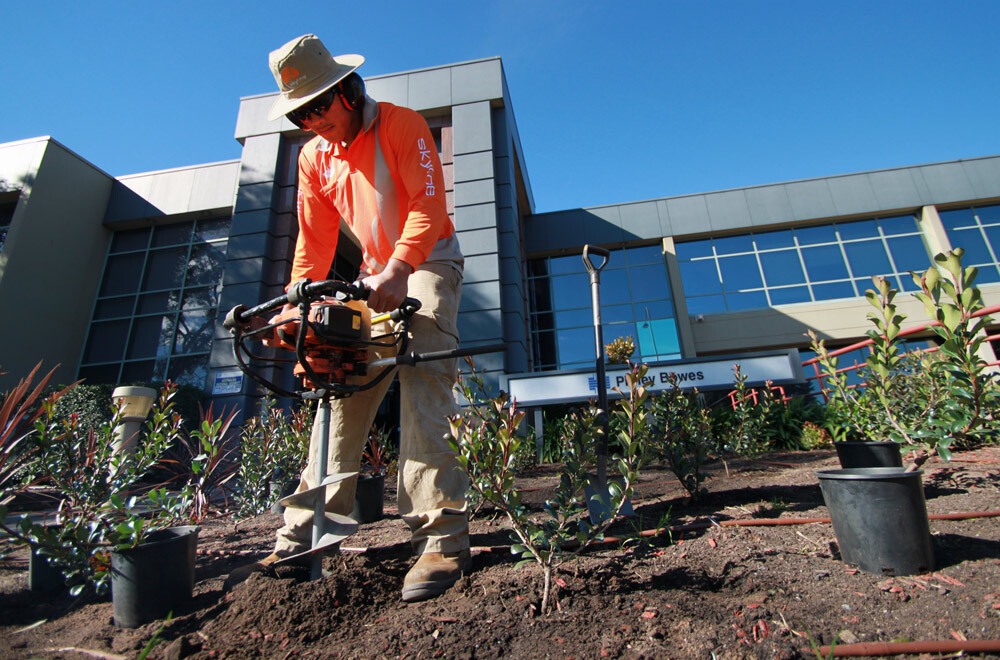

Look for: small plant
[605,336,635,365]
[810,249,998,469]
[234,396,312,517]
[161,403,239,522]
[0,383,188,596]
[648,373,713,499]
[714,365,775,459]
[449,358,646,614]
[362,425,391,475]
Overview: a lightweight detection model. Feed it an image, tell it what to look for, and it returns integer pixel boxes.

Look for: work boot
[401,550,471,602]
[224,552,311,589]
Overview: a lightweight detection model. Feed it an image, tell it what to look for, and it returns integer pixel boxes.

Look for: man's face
[300,94,358,146]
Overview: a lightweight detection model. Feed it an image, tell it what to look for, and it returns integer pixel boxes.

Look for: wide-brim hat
[267,34,364,122]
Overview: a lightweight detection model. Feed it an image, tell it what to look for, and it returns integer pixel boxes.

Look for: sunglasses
[287,87,340,126]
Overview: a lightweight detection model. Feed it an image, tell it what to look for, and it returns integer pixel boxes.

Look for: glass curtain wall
[938,204,1000,284]
[78,216,232,387]
[528,244,681,371]
[677,214,930,315]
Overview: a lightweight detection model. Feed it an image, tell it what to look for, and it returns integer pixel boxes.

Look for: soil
[2,447,1000,660]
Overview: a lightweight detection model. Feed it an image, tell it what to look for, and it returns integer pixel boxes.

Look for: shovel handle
[582,245,610,276]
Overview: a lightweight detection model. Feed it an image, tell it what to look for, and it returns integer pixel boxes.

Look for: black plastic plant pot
[110,525,199,628]
[351,473,385,523]
[29,547,63,592]
[834,441,903,468]
[816,468,933,576]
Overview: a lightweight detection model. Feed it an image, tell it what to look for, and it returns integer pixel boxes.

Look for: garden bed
[2,447,999,659]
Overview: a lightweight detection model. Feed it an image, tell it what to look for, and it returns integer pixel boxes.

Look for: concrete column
[662,236,697,357]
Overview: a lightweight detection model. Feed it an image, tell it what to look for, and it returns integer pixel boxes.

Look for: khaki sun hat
[267,34,364,122]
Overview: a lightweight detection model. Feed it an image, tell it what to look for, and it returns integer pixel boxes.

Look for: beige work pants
[274,263,469,556]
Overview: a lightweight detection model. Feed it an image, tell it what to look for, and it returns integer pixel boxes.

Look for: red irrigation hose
[597,509,1000,545]
[819,639,1000,657]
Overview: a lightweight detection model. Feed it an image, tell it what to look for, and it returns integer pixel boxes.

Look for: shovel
[581,245,634,523]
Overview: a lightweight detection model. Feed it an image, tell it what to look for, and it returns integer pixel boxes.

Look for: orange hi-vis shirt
[291,99,463,285]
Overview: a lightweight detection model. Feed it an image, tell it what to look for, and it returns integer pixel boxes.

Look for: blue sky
[3,1,998,213]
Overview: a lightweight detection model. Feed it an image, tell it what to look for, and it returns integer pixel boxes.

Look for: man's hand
[359,259,413,313]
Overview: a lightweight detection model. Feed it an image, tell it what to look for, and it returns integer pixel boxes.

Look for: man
[227,34,469,602]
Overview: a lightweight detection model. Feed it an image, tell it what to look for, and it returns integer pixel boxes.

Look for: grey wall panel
[454,151,495,182]
[704,190,752,232]
[453,102,493,154]
[454,179,496,206]
[618,201,662,239]
[458,308,503,343]
[454,202,497,231]
[462,254,500,283]
[146,168,196,216]
[239,134,281,185]
[785,179,838,221]
[745,185,794,228]
[234,94,281,141]
[501,282,524,310]
[457,227,499,256]
[499,256,521,285]
[499,230,520,260]
[496,207,518,234]
[223,257,267,285]
[190,162,240,211]
[665,195,711,237]
[917,163,977,204]
[655,200,673,235]
[451,59,503,105]
[366,75,408,106]
[408,68,452,111]
[106,180,154,222]
[867,169,923,210]
[826,174,880,217]
[235,182,277,213]
[227,232,270,260]
[230,209,273,236]
[961,158,1000,199]
[460,280,503,311]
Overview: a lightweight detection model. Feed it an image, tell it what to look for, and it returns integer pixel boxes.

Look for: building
[2,56,998,421]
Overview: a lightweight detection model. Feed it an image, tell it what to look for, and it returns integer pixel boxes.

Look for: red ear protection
[338,72,366,111]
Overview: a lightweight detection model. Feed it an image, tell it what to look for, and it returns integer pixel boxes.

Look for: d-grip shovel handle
[582,245,610,278]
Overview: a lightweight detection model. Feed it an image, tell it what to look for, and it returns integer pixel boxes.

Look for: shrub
[449,358,646,614]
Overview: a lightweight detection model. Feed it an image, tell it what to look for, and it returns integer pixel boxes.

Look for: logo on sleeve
[417,138,436,197]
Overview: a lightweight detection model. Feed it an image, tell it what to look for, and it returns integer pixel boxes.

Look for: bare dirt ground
[2,447,999,660]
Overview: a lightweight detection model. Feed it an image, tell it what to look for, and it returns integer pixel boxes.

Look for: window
[939,204,1000,285]
[78,216,232,387]
[528,244,681,371]
[677,214,928,314]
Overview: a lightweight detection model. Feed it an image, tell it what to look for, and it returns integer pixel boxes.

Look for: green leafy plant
[648,373,713,499]
[0,384,187,596]
[234,396,313,518]
[713,365,775,459]
[449,358,646,614]
[809,248,998,469]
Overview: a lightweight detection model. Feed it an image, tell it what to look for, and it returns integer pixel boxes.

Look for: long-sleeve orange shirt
[291,99,462,286]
